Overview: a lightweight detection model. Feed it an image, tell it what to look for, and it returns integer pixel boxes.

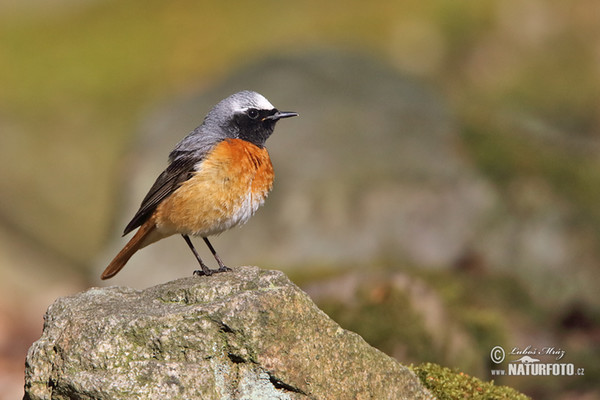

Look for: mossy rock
[412,362,530,400]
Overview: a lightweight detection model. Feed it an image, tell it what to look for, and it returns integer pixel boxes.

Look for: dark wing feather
[122,154,199,235]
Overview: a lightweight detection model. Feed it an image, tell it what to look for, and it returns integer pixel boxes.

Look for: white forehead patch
[252,93,275,110]
[231,91,275,112]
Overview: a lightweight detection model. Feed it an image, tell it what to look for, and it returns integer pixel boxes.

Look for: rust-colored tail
[101,221,157,280]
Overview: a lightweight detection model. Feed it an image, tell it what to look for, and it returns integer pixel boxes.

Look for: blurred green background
[1,0,599,398]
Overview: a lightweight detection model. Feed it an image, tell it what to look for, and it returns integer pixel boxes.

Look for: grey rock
[108,50,600,308]
[101,49,495,286]
[24,266,434,400]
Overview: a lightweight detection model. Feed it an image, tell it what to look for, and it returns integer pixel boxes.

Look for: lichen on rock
[24,266,433,400]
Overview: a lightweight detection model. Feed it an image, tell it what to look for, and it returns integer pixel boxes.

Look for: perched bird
[101,91,297,280]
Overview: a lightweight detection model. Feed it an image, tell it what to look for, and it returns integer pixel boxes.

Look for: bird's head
[205,90,298,147]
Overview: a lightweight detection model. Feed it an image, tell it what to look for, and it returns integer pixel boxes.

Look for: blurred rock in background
[100,49,600,311]
[98,50,494,285]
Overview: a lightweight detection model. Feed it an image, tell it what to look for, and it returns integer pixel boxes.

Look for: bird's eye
[247,108,259,119]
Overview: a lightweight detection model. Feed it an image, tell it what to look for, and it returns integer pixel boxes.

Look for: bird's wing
[122,153,200,235]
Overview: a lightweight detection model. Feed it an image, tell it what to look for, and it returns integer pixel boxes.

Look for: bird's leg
[203,237,232,273]
[182,234,213,276]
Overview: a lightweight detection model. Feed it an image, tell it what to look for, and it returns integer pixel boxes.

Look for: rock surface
[24,266,433,400]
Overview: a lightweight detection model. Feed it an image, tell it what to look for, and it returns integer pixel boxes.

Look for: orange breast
[153,138,274,237]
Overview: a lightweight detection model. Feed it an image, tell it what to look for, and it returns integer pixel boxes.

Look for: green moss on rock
[411,362,530,400]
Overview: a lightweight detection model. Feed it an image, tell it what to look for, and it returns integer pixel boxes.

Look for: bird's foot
[192,265,232,277]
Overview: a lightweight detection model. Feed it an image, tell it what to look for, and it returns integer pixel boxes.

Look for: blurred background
[1,0,599,398]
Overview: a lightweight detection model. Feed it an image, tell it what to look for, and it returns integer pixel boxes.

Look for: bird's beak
[264,110,299,121]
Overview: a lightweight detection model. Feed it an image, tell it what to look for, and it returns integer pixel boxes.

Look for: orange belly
[153,138,274,237]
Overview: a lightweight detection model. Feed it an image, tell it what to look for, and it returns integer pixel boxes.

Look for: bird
[101,90,297,280]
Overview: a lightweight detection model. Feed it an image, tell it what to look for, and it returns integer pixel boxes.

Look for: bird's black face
[232,108,297,147]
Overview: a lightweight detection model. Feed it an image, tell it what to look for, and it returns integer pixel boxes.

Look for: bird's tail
[101,220,160,280]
